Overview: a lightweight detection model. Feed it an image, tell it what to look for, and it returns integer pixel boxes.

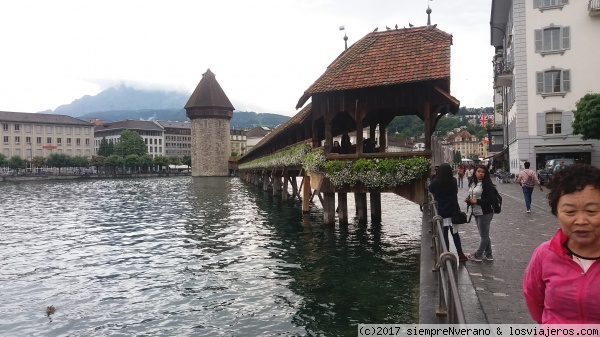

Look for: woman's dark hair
[468,164,494,188]
[547,164,600,216]
[432,163,455,194]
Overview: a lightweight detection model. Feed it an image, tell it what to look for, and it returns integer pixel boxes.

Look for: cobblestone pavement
[454,178,557,324]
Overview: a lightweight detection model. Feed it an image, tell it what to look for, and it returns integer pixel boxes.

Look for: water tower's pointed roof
[184,69,234,110]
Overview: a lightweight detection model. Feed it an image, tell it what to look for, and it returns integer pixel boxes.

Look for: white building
[1,111,95,160]
[491,0,600,172]
[94,120,164,158]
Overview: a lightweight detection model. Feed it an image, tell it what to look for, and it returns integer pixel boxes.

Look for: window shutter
[562,26,570,50]
[534,29,542,52]
[537,113,546,136]
[536,72,544,94]
[562,70,571,92]
[562,111,573,135]
[534,0,541,8]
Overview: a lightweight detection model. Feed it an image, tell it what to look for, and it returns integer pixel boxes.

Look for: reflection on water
[0,177,421,336]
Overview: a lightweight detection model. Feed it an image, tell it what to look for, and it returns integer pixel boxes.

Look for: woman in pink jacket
[523,164,600,323]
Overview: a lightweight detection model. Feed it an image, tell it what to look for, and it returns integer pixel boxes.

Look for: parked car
[538,158,575,185]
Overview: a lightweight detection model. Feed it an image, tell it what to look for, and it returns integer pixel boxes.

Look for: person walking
[429,163,469,262]
[457,164,465,188]
[466,164,496,262]
[517,161,543,213]
[465,164,474,186]
[523,164,600,323]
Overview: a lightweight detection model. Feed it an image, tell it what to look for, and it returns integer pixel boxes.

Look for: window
[14,124,20,132]
[536,68,570,96]
[3,136,8,143]
[25,125,31,133]
[67,138,71,145]
[46,126,52,134]
[57,138,62,145]
[534,0,569,10]
[47,137,52,144]
[66,127,72,135]
[85,139,90,146]
[26,137,31,144]
[36,125,42,134]
[534,26,570,54]
[75,127,81,135]
[37,137,42,144]
[56,126,62,134]
[15,136,20,144]
[546,112,562,134]
[2,124,7,131]
[76,138,81,146]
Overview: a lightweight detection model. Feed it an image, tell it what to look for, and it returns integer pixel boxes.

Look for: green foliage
[168,156,181,165]
[0,153,7,167]
[323,156,430,188]
[97,137,113,157]
[8,156,27,173]
[124,154,140,170]
[71,156,90,168]
[139,154,154,170]
[386,111,490,139]
[238,143,312,170]
[31,156,47,169]
[572,93,600,140]
[301,149,326,173]
[154,155,170,170]
[91,155,106,168]
[105,154,123,168]
[114,130,147,157]
[46,153,71,174]
[182,156,191,167]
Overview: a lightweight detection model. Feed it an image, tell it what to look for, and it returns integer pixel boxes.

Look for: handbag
[451,211,468,224]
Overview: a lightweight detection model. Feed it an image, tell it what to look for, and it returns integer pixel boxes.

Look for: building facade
[230,129,247,157]
[1,111,95,160]
[94,120,164,158]
[491,0,600,172]
[155,121,192,160]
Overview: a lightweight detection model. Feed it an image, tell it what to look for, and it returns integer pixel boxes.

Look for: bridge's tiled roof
[297,26,453,109]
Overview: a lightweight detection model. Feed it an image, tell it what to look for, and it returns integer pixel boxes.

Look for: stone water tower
[185,69,234,176]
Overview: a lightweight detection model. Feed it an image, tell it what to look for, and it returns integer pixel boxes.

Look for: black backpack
[492,187,502,214]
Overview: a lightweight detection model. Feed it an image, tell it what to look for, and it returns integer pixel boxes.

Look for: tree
[91,155,106,173]
[0,153,6,167]
[124,154,140,172]
[572,93,600,140]
[168,156,181,166]
[8,156,27,175]
[182,155,191,169]
[46,153,71,175]
[31,156,47,172]
[154,155,169,172]
[71,156,90,173]
[139,154,154,172]
[114,130,147,157]
[105,154,123,174]
[97,137,112,157]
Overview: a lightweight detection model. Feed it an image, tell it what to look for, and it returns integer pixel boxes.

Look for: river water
[0,176,422,336]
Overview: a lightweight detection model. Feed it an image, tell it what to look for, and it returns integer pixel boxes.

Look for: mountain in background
[40,85,290,128]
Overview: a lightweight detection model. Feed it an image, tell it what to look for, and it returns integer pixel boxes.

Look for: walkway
[454,177,556,324]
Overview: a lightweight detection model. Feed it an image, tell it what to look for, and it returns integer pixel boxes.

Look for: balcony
[590,0,600,16]
[494,61,513,87]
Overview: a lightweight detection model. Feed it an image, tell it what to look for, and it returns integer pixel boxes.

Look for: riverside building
[0,110,94,160]
[491,0,600,171]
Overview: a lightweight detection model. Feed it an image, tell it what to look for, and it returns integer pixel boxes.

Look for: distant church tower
[185,69,234,177]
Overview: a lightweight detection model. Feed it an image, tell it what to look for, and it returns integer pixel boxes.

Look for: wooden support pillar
[282,170,289,201]
[379,124,387,153]
[323,192,336,225]
[302,175,311,213]
[424,100,432,151]
[272,172,279,196]
[290,176,299,199]
[369,124,376,142]
[356,101,365,155]
[355,192,368,223]
[370,192,382,224]
[263,171,269,191]
[338,192,348,225]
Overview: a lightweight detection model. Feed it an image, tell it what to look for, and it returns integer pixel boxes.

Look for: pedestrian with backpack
[466,164,498,262]
[517,161,543,213]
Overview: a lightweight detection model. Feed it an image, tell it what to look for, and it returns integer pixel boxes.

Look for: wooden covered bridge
[236,26,459,225]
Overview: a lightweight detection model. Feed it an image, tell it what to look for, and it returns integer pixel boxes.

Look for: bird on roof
[409,23,414,27]
[432,24,437,28]
[386,25,391,30]
[395,24,398,30]
[373,27,378,32]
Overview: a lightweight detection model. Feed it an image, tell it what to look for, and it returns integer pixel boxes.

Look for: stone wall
[190,118,231,176]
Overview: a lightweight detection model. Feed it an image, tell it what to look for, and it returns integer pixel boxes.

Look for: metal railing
[426,192,466,324]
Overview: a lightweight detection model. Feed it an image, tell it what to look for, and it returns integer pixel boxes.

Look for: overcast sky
[0,0,494,117]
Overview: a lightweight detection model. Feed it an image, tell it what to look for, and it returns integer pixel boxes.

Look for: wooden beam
[338,192,348,225]
[302,175,311,213]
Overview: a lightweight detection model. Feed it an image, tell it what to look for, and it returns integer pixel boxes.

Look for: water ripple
[0,176,421,336]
